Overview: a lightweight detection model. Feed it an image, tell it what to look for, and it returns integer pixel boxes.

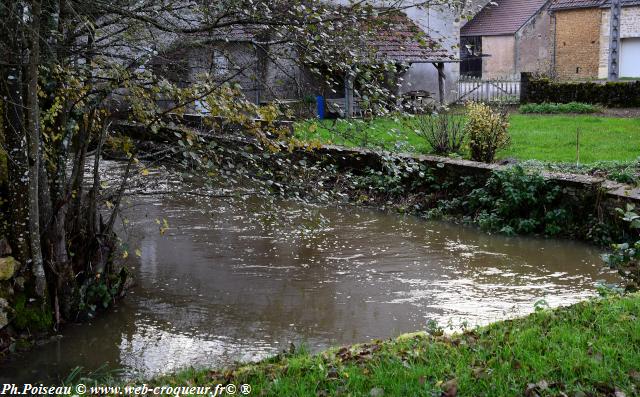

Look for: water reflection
[0,193,617,383]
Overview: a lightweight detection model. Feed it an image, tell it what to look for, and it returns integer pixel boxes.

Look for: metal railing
[455,76,521,104]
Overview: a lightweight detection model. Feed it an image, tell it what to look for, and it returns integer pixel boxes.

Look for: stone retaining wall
[117,121,640,238]
[307,145,640,230]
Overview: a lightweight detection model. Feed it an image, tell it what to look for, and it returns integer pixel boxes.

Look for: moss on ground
[12,293,53,332]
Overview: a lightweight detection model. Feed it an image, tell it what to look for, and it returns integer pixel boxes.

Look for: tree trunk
[1,1,30,266]
[26,0,48,299]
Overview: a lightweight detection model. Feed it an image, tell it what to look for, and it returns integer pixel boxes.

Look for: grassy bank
[143,294,640,396]
[296,114,640,163]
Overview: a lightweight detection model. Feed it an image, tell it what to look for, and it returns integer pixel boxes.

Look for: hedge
[520,73,640,108]
[518,102,601,114]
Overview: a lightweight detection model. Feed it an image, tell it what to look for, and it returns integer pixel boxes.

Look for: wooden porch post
[435,62,446,105]
[344,73,354,118]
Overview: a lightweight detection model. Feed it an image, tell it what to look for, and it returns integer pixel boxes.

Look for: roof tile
[550,0,639,10]
[365,12,455,63]
[549,0,604,10]
[461,0,549,36]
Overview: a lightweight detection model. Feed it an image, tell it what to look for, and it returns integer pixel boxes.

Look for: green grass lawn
[140,293,640,396]
[295,114,640,163]
[504,115,640,163]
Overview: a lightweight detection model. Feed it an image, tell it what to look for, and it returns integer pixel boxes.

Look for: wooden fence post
[520,72,531,104]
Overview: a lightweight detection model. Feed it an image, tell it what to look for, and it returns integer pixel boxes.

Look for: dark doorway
[460,36,482,78]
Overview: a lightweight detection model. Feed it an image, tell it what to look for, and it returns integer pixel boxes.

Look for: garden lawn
[504,115,640,163]
[295,114,640,163]
[142,293,640,396]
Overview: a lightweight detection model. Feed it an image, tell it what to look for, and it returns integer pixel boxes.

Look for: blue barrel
[316,95,325,119]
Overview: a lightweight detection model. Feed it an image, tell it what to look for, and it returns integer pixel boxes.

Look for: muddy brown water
[0,192,617,383]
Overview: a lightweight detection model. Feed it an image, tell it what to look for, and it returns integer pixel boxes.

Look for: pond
[0,190,617,383]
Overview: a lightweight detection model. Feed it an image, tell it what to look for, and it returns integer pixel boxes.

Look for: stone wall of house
[553,8,602,80]
[598,6,640,79]
[262,47,312,102]
[152,42,265,108]
[482,35,516,78]
[159,42,310,105]
[515,7,553,76]
[157,1,464,106]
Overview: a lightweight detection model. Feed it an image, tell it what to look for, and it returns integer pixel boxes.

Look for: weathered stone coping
[315,144,640,206]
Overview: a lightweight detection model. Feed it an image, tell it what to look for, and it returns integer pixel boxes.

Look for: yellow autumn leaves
[466,102,511,163]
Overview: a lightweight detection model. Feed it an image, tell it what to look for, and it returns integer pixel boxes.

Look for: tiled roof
[550,0,640,10]
[549,0,604,10]
[601,0,640,7]
[163,12,455,64]
[365,12,455,63]
[461,0,549,36]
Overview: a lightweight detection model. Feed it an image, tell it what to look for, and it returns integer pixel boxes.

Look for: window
[460,36,482,77]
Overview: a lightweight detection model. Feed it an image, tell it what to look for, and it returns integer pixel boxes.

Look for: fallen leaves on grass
[471,366,490,380]
[440,378,457,397]
[628,369,640,382]
[335,342,382,364]
[524,380,556,397]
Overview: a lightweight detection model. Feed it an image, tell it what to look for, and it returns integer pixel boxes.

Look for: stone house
[152,8,462,111]
[460,0,553,79]
[550,0,608,79]
[550,0,640,79]
[151,25,302,107]
[395,4,463,101]
[598,0,640,78]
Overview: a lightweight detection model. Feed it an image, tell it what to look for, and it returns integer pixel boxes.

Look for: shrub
[464,166,569,236]
[430,166,577,236]
[353,156,436,197]
[519,102,601,114]
[405,113,466,155]
[602,204,640,292]
[465,102,510,163]
[521,76,640,107]
[519,159,640,186]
